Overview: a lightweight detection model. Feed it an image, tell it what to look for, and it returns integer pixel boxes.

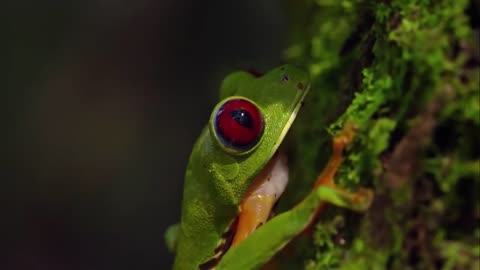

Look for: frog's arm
[217,123,373,270]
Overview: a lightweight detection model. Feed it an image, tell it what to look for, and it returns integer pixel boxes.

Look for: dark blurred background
[5,1,287,269]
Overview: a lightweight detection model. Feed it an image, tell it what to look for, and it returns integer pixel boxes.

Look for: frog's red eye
[214,98,264,152]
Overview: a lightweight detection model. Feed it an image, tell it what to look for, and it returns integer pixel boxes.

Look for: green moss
[283,0,479,268]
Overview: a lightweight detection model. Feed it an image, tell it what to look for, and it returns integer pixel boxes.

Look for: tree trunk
[279,0,479,269]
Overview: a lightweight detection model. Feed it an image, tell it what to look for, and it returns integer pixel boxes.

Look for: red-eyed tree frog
[165,65,373,270]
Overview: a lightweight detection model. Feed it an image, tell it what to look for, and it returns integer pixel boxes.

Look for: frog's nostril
[297,82,304,90]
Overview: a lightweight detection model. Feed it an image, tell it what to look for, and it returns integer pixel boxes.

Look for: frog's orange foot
[350,187,374,211]
[314,122,359,188]
[333,122,359,153]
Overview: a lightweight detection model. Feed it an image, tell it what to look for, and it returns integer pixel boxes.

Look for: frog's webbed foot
[313,122,373,212]
[314,186,373,212]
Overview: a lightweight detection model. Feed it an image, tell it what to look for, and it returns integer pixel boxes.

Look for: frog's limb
[217,185,373,270]
[216,123,373,270]
[309,122,373,212]
[315,121,358,189]
[165,224,180,253]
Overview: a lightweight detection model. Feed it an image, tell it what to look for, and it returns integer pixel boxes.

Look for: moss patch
[281,0,479,269]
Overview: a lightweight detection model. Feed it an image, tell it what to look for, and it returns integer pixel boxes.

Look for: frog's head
[206,64,310,199]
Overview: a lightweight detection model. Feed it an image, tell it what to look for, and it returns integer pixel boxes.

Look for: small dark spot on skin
[297,82,304,90]
[281,73,289,82]
[256,222,264,230]
[267,177,271,181]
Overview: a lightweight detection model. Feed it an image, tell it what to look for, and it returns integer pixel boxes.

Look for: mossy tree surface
[277,0,479,269]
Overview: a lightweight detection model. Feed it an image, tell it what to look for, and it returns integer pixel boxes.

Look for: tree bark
[280,0,480,269]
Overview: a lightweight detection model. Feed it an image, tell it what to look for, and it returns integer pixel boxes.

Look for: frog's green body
[173,65,310,270]
[168,65,373,270]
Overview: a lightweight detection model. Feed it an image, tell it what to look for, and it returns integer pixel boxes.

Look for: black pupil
[230,109,253,128]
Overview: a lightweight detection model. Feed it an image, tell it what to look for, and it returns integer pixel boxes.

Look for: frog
[165,65,373,270]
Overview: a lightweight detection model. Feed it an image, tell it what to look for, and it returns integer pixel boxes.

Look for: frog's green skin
[172,65,310,270]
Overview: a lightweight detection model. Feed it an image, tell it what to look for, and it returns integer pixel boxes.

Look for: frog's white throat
[249,150,289,204]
